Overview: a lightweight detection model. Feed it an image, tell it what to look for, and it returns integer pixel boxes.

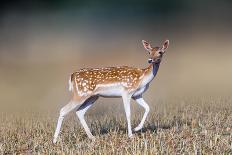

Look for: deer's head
[142,40,169,64]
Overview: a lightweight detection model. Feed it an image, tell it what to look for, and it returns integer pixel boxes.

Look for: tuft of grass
[0,97,232,154]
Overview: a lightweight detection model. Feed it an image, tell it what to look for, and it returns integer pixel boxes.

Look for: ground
[0,97,232,154]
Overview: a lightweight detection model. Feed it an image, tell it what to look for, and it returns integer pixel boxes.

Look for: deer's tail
[68,73,75,92]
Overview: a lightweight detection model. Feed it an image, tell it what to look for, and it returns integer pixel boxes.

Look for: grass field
[1,1,232,154]
[1,96,231,154]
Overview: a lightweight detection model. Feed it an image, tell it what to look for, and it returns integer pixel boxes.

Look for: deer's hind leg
[53,95,88,144]
[76,95,99,140]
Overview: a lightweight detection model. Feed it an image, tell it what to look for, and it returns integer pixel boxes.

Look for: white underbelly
[94,84,124,97]
[93,83,149,98]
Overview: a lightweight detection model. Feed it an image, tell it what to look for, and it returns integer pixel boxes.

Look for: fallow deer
[53,39,169,143]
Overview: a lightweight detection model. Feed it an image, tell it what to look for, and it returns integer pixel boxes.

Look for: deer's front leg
[132,96,150,131]
[122,93,133,138]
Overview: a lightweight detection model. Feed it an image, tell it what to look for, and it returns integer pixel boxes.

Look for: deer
[53,39,169,143]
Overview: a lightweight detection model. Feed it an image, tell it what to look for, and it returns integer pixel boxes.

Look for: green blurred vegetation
[2,0,230,15]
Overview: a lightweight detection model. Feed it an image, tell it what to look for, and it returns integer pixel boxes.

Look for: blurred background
[0,0,232,113]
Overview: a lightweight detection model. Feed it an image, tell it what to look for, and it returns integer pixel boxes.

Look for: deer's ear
[162,40,169,50]
[142,40,152,51]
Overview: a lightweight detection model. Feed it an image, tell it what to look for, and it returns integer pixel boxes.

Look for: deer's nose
[148,58,153,63]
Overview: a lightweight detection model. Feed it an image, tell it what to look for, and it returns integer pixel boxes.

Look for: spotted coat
[70,66,147,95]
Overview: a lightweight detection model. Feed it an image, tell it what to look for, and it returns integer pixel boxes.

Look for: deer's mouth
[155,58,161,63]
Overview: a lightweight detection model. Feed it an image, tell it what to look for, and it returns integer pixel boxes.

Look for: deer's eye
[159,51,163,55]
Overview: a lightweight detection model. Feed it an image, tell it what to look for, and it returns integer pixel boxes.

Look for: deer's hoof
[128,133,134,138]
[89,136,96,141]
[53,138,57,144]
[134,126,143,132]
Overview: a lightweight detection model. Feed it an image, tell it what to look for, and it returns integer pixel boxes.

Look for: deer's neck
[150,62,160,77]
[142,62,160,86]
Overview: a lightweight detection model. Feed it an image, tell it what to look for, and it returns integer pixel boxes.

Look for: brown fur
[71,66,146,95]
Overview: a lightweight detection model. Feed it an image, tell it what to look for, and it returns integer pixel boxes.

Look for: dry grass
[0,97,232,154]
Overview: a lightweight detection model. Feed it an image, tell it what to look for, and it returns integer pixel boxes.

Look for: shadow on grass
[134,123,173,135]
[92,122,174,136]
